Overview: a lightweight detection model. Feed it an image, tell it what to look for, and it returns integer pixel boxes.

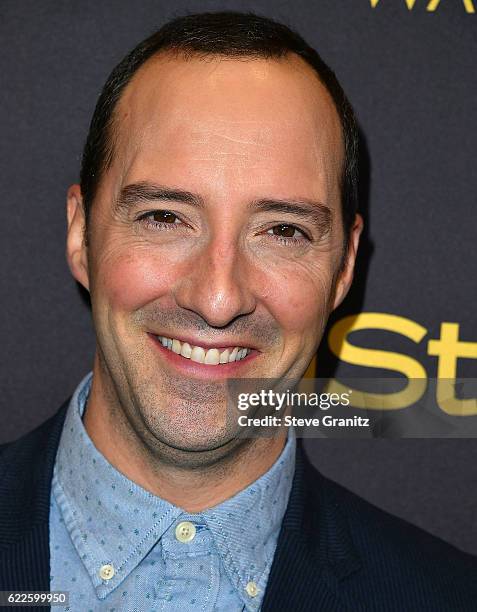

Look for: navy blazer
[1,402,477,611]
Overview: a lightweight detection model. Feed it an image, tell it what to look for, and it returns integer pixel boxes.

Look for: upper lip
[148,332,257,351]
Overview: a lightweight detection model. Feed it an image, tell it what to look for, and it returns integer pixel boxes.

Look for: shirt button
[99,564,115,580]
[245,581,259,597]
[175,521,196,543]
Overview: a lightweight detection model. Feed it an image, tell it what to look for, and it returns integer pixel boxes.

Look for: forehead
[110,52,344,200]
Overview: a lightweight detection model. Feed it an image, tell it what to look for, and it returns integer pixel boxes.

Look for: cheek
[258,261,334,336]
[92,245,183,312]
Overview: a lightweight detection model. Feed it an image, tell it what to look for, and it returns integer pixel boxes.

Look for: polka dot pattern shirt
[49,373,296,611]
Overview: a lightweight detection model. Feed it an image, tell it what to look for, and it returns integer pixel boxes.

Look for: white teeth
[157,336,250,366]
[190,346,206,363]
[180,342,192,358]
[204,348,220,365]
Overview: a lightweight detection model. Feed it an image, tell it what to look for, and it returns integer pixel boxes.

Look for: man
[0,11,476,612]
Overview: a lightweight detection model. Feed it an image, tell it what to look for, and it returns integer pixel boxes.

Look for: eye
[136,209,183,230]
[264,223,310,245]
[149,211,179,224]
[267,224,304,238]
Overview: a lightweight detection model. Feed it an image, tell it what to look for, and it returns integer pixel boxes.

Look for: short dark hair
[80,11,359,250]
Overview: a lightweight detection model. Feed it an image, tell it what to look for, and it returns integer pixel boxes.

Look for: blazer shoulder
[0,401,69,500]
[312,464,476,562]
[303,459,477,608]
[0,401,68,457]
[0,402,69,590]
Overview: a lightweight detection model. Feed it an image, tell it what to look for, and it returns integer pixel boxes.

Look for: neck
[83,363,288,513]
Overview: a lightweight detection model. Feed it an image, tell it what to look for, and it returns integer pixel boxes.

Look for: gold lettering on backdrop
[310,313,477,414]
[325,313,428,410]
[428,323,477,415]
[370,0,417,8]
[427,0,475,11]
[370,0,475,12]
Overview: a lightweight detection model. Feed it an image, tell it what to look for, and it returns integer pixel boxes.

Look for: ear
[331,213,363,311]
[66,184,90,291]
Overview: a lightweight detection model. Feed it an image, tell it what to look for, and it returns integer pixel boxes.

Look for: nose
[173,237,257,328]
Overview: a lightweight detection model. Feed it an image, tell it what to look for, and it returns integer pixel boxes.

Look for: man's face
[67,53,361,457]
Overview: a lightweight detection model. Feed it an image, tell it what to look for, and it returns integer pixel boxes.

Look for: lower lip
[148,334,258,380]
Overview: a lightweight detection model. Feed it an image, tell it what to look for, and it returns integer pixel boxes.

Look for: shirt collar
[53,372,295,605]
[203,428,295,606]
[53,372,183,599]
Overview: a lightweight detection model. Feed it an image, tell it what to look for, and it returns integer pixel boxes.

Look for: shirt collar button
[99,564,115,581]
[245,581,259,597]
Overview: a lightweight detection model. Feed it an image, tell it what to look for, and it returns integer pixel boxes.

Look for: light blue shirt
[50,372,295,611]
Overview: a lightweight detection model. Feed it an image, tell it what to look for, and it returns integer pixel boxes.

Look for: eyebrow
[116,181,333,234]
[248,199,332,235]
[116,182,205,212]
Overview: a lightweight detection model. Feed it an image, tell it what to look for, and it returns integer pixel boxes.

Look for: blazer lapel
[0,401,69,591]
[261,442,362,611]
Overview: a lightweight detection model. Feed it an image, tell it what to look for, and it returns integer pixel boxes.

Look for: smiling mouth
[155,335,251,365]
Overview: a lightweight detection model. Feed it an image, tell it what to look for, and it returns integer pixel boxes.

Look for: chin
[134,395,233,443]
[147,429,246,468]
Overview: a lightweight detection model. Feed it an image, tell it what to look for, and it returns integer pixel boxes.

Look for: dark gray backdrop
[1,1,476,554]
